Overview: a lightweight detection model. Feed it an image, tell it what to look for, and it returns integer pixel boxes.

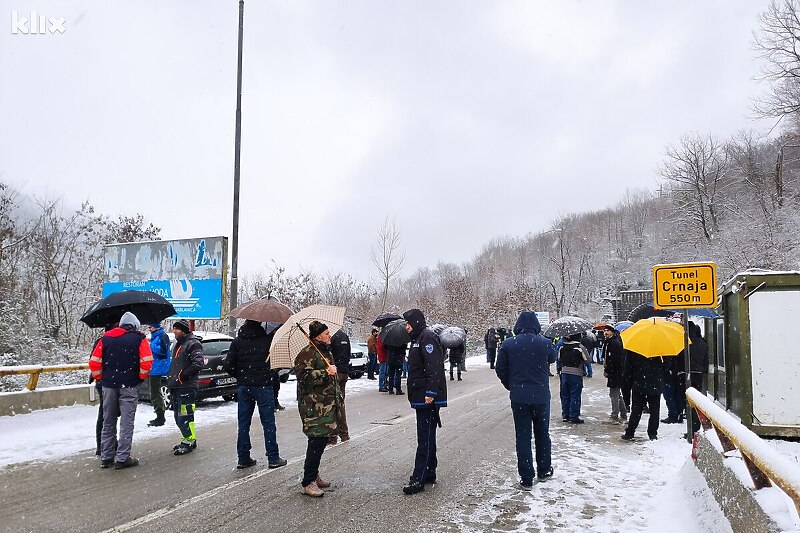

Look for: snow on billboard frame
[102,236,228,320]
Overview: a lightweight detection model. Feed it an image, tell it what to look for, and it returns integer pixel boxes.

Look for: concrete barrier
[695,431,781,533]
[0,384,97,416]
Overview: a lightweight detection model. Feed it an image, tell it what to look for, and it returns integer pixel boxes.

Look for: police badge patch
[425,344,434,354]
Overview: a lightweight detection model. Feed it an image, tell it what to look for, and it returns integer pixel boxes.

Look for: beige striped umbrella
[268,304,346,369]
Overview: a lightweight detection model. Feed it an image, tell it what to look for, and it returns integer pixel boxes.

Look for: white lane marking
[102,383,500,532]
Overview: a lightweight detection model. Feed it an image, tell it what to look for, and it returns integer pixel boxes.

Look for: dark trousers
[172,388,197,442]
[337,373,349,438]
[663,377,678,420]
[367,353,377,379]
[559,374,583,421]
[625,392,660,438]
[622,383,632,411]
[411,407,438,482]
[449,361,462,379]
[273,380,281,406]
[148,376,166,415]
[487,347,497,368]
[95,386,104,454]
[387,363,403,393]
[237,385,279,463]
[511,401,551,483]
[302,436,328,486]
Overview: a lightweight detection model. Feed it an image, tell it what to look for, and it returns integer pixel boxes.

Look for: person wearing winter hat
[294,320,341,497]
[146,322,171,427]
[402,308,447,495]
[168,319,204,455]
[88,311,152,469]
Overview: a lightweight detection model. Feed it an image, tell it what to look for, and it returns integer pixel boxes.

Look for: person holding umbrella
[89,311,153,469]
[295,320,340,497]
[168,320,205,455]
[402,308,447,495]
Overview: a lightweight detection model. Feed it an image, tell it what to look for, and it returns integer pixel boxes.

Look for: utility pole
[229,0,244,338]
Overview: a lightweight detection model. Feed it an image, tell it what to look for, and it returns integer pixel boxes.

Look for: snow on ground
[0,373,383,468]
[438,362,733,533]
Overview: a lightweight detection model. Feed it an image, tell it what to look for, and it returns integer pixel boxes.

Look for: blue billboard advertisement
[103,236,228,319]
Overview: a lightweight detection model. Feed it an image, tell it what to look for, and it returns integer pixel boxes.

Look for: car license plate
[216,377,237,385]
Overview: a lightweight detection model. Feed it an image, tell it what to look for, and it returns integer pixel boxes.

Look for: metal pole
[684,308,692,442]
[228,0,244,338]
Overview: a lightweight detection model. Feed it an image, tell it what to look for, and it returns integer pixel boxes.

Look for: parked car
[349,342,368,379]
[139,330,237,409]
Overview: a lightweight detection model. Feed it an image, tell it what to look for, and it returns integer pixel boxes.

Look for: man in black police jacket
[402,308,447,495]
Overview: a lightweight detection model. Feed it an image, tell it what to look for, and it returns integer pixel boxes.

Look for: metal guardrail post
[26,372,40,391]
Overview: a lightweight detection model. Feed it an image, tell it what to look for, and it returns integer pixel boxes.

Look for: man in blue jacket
[146,322,171,427]
[402,308,447,495]
[495,311,557,490]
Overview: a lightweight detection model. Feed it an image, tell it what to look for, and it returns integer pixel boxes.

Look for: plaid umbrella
[268,304,346,369]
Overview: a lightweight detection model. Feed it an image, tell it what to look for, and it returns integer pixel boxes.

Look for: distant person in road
[89,311,152,470]
[484,327,500,369]
[168,320,204,455]
[495,311,557,490]
[329,329,352,444]
[386,343,406,396]
[146,322,171,427]
[458,328,468,374]
[621,351,664,441]
[601,325,627,423]
[580,331,595,377]
[367,328,378,380]
[222,319,287,470]
[295,321,340,497]
[402,308,447,495]
[448,340,465,381]
[377,332,389,392]
[558,333,589,424]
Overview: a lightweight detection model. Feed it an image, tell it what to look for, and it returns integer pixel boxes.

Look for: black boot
[148,413,166,427]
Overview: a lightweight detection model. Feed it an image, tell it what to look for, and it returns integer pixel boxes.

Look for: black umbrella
[627,303,674,323]
[379,318,411,347]
[372,312,403,328]
[80,290,176,328]
[543,316,593,339]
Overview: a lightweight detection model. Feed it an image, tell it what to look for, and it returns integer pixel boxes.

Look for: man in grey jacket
[168,320,204,455]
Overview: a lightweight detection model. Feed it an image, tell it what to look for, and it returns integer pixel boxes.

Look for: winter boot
[174,441,196,455]
[537,467,554,482]
[237,458,257,469]
[403,479,425,495]
[114,457,139,470]
[268,458,288,468]
[315,476,331,488]
[301,481,324,497]
[148,413,166,427]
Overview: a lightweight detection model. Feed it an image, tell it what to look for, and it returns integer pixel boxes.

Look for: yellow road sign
[653,262,717,309]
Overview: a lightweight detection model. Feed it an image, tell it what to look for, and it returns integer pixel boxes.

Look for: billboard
[103,236,228,319]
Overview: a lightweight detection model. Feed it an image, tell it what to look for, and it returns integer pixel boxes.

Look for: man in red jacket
[89,311,152,469]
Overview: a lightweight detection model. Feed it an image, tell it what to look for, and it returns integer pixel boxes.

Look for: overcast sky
[0,1,774,281]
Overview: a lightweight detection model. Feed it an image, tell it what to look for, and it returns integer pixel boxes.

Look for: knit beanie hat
[173,319,191,334]
[308,320,328,339]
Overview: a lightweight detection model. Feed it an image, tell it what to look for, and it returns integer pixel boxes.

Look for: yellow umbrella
[620,317,689,358]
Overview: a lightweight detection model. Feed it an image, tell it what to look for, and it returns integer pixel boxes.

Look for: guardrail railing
[686,387,800,517]
[0,364,89,391]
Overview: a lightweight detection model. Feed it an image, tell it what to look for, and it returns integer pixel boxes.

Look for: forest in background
[2,1,800,387]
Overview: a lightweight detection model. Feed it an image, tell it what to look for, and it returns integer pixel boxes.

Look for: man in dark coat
[168,320,205,455]
[223,319,287,469]
[622,351,665,441]
[402,308,447,495]
[495,311,557,490]
[676,322,709,434]
[601,325,627,423]
[603,325,630,410]
[484,327,499,368]
[329,329,352,444]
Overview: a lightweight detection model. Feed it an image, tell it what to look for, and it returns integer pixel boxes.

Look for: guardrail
[686,387,800,517]
[0,364,89,391]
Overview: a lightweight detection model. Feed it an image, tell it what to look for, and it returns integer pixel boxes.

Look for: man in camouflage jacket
[294,321,341,497]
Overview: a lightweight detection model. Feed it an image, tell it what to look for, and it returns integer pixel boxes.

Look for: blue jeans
[402,360,408,378]
[378,362,388,389]
[511,402,551,483]
[584,362,593,377]
[560,374,583,421]
[663,377,678,419]
[367,354,377,379]
[237,385,280,463]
